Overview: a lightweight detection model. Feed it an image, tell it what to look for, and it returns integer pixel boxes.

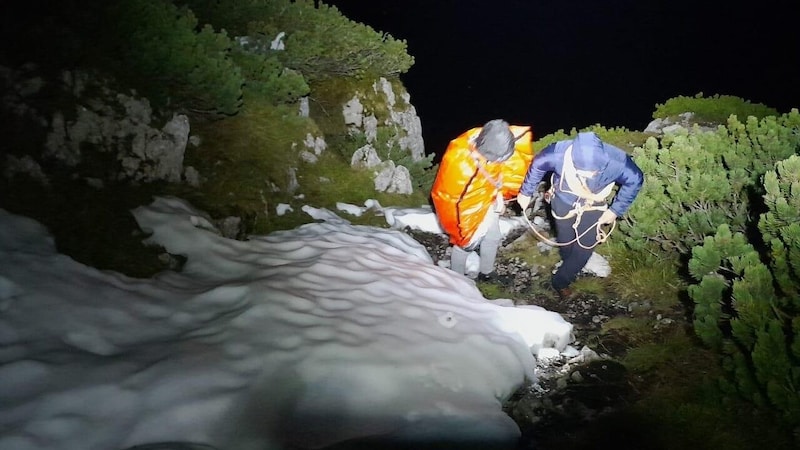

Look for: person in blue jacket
[516,132,644,299]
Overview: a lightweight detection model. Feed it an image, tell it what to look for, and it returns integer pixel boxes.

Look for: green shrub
[180,0,267,36]
[721,111,800,185]
[619,110,800,254]
[231,49,310,104]
[187,0,414,81]
[275,1,414,80]
[653,93,779,124]
[534,125,645,154]
[102,0,244,116]
[398,154,436,193]
[623,130,749,254]
[687,155,800,425]
[760,156,800,298]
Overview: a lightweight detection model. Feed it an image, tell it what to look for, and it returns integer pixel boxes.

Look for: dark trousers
[550,196,604,290]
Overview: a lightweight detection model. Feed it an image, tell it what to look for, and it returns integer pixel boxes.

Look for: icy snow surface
[0,197,573,450]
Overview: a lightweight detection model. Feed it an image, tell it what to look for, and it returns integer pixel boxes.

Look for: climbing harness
[519,199,615,249]
[518,144,617,249]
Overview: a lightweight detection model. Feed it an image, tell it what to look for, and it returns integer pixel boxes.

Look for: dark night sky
[324,0,799,157]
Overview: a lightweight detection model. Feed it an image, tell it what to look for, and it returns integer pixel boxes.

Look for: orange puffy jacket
[431,125,534,248]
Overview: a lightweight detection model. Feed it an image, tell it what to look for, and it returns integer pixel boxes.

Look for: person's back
[431,119,533,279]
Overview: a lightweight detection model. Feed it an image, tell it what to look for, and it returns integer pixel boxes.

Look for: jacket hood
[571,132,609,172]
[475,119,515,162]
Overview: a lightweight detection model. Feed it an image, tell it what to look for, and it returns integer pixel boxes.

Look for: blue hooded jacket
[519,132,644,216]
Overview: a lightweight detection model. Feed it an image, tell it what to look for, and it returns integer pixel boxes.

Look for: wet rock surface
[404,227,661,449]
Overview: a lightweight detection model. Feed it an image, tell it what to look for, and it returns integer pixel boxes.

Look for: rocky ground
[404,226,686,450]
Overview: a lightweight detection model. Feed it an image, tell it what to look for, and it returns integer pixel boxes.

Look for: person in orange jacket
[431,119,533,280]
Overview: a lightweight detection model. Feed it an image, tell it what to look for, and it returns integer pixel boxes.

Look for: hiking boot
[477,271,498,283]
[556,287,574,300]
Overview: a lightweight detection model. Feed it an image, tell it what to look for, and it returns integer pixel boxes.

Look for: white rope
[517,147,616,249]
[515,196,615,250]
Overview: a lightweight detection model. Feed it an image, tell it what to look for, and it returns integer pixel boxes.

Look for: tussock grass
[603,245,685,310]
[599,316,654,348]
[622,328,694,372]
[571,276,609,297]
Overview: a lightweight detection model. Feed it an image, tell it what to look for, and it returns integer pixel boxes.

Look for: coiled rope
[515,196,615,250]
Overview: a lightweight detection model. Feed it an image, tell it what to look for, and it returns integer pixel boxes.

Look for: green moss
[309,76,412,151]
[307,78,363,135]
[476,282,513,300]
[178,102,316,232]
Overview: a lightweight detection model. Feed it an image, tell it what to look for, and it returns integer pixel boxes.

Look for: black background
[324,0,799,158]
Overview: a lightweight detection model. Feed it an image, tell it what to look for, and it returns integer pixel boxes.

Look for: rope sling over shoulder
[469,149,506,212]
[520,144,616,249]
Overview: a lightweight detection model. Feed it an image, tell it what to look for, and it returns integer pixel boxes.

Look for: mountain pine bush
[187,0,415,81]
[618,110,800,254]
[103,0,244,116]
[687,155,800,424]
[653,93,779,123]
[33,0,414,115]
